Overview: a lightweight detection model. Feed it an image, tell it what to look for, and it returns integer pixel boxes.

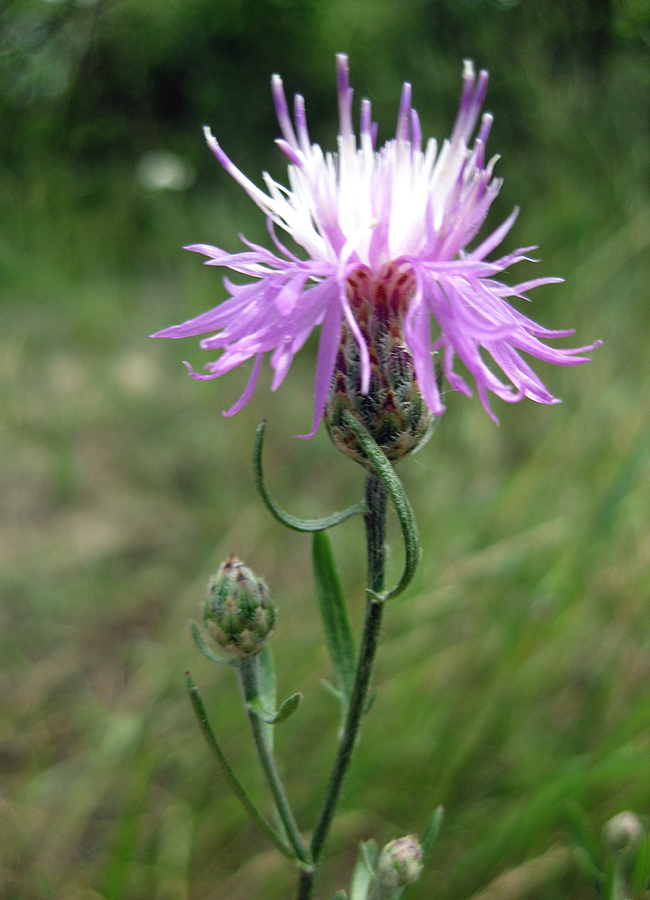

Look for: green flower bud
[325,264,437,466]
[369,835,423,899]
[203,555,275,658]
[603,811,644,856]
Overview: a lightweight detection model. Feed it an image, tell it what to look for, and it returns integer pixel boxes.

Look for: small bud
[203,555,275,658]
[369,835,423,899]
[603,811,644,855]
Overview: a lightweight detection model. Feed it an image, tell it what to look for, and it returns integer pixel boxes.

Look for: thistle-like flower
[153,56,598,437]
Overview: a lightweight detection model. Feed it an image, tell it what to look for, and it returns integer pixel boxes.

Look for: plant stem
[364,469,388,594]
[297,471,387,900]
[239,656,313,871]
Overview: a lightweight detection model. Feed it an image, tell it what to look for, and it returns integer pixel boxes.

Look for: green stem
[297,471,387,900]
[239,656,313,871]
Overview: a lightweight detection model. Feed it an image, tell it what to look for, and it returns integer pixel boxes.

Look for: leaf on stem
[253,421,366,532]
[186,672,297,862]
[350,839,378,900]
[342,412,421,601]
[421,805,444,859]
[363,689,378,716]
[313,531,356,706]
[246,692,302,724]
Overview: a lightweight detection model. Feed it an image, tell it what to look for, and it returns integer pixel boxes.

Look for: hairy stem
[239,656,313,871]
[297,471,387,900]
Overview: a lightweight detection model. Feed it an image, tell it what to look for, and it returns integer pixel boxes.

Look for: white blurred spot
[136,151,195,192]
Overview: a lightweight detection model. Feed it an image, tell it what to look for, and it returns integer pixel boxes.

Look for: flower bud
[325,264,436,466]
[369,835,423,899]
[603,811,643,856]
[203,555,275,657]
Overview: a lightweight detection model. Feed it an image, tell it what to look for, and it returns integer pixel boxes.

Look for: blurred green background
[2,0,650,898]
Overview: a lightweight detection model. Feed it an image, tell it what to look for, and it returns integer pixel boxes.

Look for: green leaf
[631,833,650,895]
[185,673,296,862]
[190,621,236,666]
[566,800,603,870]
[333,892,348,900]
[313,531,356,704]
[421,805,444,859]
[364,689,378,716]
[350,839,378,900]
[257,646,277,751]
[360,838,379,871]
[254,421,366,532]
[342,411,420,601]
[246,692,302,724]
[274,692,302,723]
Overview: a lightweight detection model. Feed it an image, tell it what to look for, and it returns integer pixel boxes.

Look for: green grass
[2,61,650,900]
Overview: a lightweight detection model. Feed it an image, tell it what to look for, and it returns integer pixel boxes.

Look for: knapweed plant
[154,56,599,900]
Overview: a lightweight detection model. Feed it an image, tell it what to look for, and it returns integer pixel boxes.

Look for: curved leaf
[253,421,366,532]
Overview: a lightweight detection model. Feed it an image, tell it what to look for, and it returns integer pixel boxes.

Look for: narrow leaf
[421,806,444,859]
[246,693,302,724]
[313,531,356,703]
[254,421,366,532]
[566,800,602,869]
[342,411,420,601]
[631,833,649,895]
[350,839,378,900]
[360,838,379,871]
[364,689,378,716]
[186,672,296,861]
[275,692,302,723]
[191,621,236,666]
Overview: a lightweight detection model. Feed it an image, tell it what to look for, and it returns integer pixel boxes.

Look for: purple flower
[153,56,598,436]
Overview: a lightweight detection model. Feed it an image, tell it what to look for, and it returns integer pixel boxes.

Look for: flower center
[346,262,416,333]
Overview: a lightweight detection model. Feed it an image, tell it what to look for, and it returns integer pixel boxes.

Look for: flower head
[204,555,275,657]
[373,835,424,894]
[153,56,598,435]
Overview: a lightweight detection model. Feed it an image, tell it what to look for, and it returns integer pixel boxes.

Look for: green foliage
[350,840,379,900]
[313,531,357,708]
